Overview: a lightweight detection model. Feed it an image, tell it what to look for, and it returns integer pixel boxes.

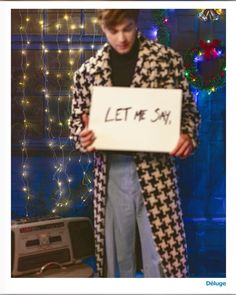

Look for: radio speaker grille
[18,248,70,272]
[68,220,95,259]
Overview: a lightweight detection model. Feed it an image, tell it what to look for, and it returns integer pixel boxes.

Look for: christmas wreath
[184,39,226,92]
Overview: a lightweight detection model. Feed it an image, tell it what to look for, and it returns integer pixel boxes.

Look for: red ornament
[199,39,220,60]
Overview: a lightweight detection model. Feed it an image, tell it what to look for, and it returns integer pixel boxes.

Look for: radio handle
[37,262,67,275]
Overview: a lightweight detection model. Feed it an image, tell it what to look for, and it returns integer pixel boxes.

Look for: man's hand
[169,134,193,158]
[80,114,96,152]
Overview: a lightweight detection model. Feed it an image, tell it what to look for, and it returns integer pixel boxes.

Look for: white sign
[89,87,182,153]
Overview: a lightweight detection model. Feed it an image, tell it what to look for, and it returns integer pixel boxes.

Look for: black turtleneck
[109,38,139,87]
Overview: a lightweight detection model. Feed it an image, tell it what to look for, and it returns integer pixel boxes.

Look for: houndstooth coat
[70,34,200,277]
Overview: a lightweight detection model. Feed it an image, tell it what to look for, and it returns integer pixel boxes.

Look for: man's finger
[175,141,190,157]
[80,131,94,142]
[170,137,184,155]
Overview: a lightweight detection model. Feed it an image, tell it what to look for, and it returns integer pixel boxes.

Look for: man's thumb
[82,114,89,128]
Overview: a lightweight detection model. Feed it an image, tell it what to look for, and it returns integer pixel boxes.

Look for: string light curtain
[12,9,101,218]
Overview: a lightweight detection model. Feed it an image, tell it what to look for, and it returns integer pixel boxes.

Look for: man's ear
[100,24,106,34]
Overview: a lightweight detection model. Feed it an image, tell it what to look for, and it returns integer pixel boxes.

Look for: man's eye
[125,26,134,32]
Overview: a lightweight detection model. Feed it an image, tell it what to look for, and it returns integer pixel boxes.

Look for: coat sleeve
[174,54,201,149]
[69,64,92,152]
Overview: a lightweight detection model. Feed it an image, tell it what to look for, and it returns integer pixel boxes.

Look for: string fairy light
[50,9,79,214]
[18,9,35,217]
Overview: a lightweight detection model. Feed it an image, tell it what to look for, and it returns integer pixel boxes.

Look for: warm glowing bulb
[70,24,76,30]
[80,24,84,29]
[22,50,26,55]
[46,71,49,75]
[64,14,69,20]
[91,17,98,24]
[55,23,61,29]
[69,59,74,65]
[23,187,27,192]
[26,63,30,67]
[26,17,30,22]
[39,20,44,25]
[58,49,62,54]
[58,182,62,187]
[27,40,31,45]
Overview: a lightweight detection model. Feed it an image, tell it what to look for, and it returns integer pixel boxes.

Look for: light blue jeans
[105,153,162,278]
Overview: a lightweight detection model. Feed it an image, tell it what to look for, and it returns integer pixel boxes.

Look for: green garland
[152,10,170,47]
[184,41,226,92]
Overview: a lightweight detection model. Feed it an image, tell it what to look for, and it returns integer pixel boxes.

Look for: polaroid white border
[1,1,235,294]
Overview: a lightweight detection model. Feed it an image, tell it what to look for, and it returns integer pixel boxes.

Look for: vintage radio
[11,216,95,277]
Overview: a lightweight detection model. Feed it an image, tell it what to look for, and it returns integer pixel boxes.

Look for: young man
[70,9,200,278]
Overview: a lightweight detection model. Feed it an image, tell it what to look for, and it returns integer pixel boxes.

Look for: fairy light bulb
[55,23,61,30]
[91,17,98,24]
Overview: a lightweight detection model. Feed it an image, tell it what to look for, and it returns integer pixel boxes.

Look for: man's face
[101,18,137,55]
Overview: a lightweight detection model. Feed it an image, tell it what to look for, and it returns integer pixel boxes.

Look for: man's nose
[117,32,125,42]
